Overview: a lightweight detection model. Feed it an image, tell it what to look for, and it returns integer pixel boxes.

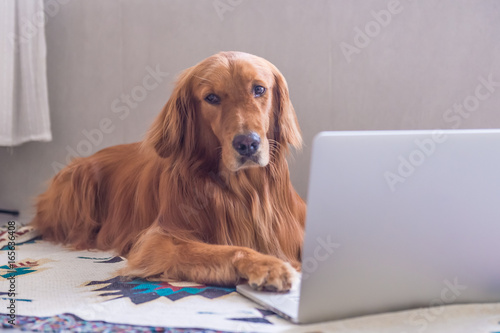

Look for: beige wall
[1,0,500,222]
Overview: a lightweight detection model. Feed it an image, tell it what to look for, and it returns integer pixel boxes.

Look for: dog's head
[146,51,302,172]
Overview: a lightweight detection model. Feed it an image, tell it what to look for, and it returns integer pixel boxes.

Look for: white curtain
[0,0,51,146]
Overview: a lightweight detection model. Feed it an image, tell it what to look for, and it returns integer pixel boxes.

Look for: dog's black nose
[232,133,261,157]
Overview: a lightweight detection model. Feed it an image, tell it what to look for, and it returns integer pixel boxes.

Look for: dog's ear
[145,68,196,158]
[271,66,303,150]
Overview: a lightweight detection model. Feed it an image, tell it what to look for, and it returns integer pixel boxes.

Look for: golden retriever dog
[32,51,306,292]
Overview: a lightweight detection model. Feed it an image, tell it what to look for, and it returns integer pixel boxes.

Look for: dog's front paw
[234,251,295,292]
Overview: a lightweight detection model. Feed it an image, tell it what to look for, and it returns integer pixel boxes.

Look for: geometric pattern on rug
[0,258,52,279]
[77,255,124,264]
[0,312,231,332]
[86,276,236,304]
[228,308,275,325]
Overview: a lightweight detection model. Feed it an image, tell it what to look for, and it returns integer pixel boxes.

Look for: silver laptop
[237,129,500,324]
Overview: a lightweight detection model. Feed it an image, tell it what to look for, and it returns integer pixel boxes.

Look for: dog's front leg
[120,225,294,292]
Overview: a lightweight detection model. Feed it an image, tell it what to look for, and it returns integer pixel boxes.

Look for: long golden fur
[32,51,306,291]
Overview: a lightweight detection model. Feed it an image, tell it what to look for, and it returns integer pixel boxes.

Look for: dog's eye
[204,93,220,105]
[253,85,266,97]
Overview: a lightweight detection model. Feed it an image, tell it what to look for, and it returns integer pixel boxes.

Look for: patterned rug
[1,222,500,332]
